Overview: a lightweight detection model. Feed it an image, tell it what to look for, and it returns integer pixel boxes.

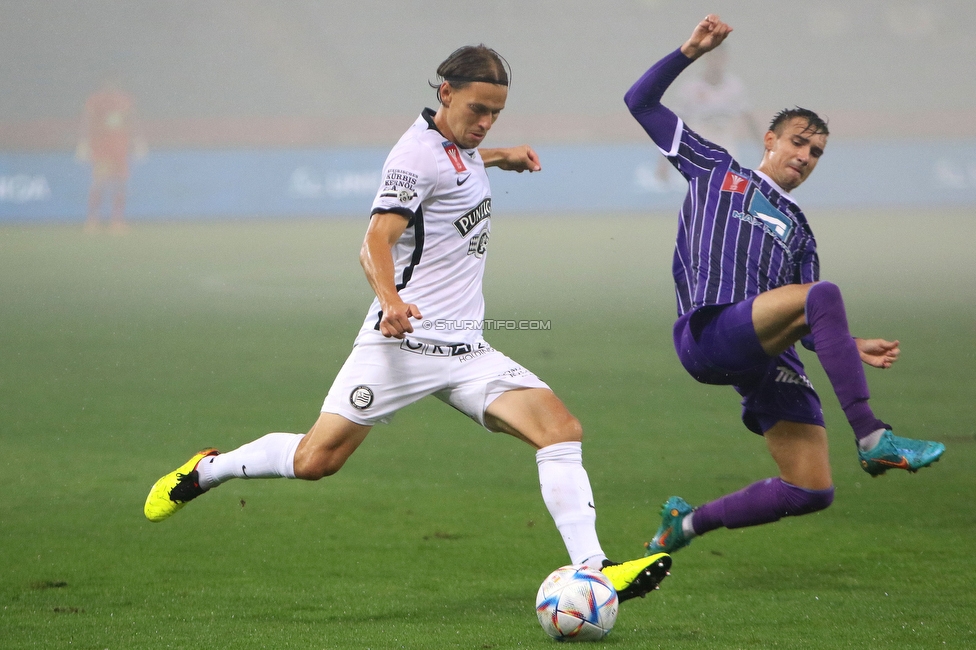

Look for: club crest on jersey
[442,142,467,173]
[722,171,748,193]
[467,228,490,258]
[453,197,491,236]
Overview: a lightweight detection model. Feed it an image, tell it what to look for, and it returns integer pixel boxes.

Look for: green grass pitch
[1,210,973,648]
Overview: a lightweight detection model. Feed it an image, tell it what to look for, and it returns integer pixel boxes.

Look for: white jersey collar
[753,169,797,203]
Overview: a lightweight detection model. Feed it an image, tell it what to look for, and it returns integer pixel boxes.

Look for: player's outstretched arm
[360,212,423,339]
[479,145,541,172]
[856,337,900,369]
[625,15,732,152]
[680,14,733,60]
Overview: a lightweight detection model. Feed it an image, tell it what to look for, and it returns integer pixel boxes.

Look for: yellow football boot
[144,448,219,522]
[600,553,671,602]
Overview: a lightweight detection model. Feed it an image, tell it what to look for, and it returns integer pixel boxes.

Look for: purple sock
[691,477,834,534]
[805,281,887,440]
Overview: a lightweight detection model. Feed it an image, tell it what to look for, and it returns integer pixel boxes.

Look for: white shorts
[321,331,550,427]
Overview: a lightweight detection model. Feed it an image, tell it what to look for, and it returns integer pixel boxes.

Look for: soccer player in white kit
[145,45,670,602]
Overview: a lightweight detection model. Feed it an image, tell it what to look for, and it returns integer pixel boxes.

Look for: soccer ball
[535,565,618,642]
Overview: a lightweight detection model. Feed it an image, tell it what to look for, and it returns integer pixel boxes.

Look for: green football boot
[858,430,945,477]
[644,496,694,554]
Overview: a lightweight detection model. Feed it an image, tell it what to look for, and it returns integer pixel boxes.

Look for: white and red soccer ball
[535,565,619,642]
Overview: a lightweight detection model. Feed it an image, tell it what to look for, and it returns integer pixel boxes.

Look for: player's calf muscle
[293,422,370,479]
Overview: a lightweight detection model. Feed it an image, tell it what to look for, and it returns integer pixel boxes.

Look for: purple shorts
[673,299,824,435]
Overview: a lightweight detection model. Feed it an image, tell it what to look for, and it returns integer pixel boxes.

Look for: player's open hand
[379,300,422,339]
[856,337,900,369]
[681,14,733,60]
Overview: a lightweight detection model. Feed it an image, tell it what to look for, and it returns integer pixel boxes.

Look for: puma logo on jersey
[453,198,491,236]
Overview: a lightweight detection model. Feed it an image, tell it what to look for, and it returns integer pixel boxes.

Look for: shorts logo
[442,142,467,173]
[400,338,490,358]
[455,343,493,363]
[453,197,491,236]
[350,385,374,410]
[774,366,813,389]
[722,171,748,193]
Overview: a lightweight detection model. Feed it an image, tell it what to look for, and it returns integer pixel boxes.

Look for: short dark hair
[429,45,510,104]
[769,107,829,137]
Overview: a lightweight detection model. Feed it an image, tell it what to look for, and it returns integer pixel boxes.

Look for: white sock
[536,441,605,566]
[857,428,887,452]
[197,432,303,490]
[682,512,697,539]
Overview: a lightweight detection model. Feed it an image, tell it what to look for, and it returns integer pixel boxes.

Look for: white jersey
[360,108,492,344]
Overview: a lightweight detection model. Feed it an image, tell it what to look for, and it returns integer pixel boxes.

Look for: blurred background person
[673,46,761,158]
[76,77,146,232]
[654,47,762,191]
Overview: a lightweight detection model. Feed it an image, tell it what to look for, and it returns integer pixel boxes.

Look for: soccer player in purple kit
[625,15,946,555]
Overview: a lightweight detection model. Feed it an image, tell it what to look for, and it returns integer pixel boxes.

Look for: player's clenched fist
[378,300,422,339]
[681,14,733,60]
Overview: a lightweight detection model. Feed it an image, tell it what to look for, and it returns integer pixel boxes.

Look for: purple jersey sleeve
[624,48,694,152]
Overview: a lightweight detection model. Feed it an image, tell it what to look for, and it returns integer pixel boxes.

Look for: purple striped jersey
[663,119,820,316]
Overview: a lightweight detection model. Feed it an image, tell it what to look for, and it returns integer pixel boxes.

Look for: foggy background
[2,0,974,150]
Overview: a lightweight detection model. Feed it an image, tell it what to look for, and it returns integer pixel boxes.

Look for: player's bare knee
[549,414,583,444]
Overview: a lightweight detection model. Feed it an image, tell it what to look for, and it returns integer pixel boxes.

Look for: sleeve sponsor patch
[379,188,418,203]
[380,168,420,203]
